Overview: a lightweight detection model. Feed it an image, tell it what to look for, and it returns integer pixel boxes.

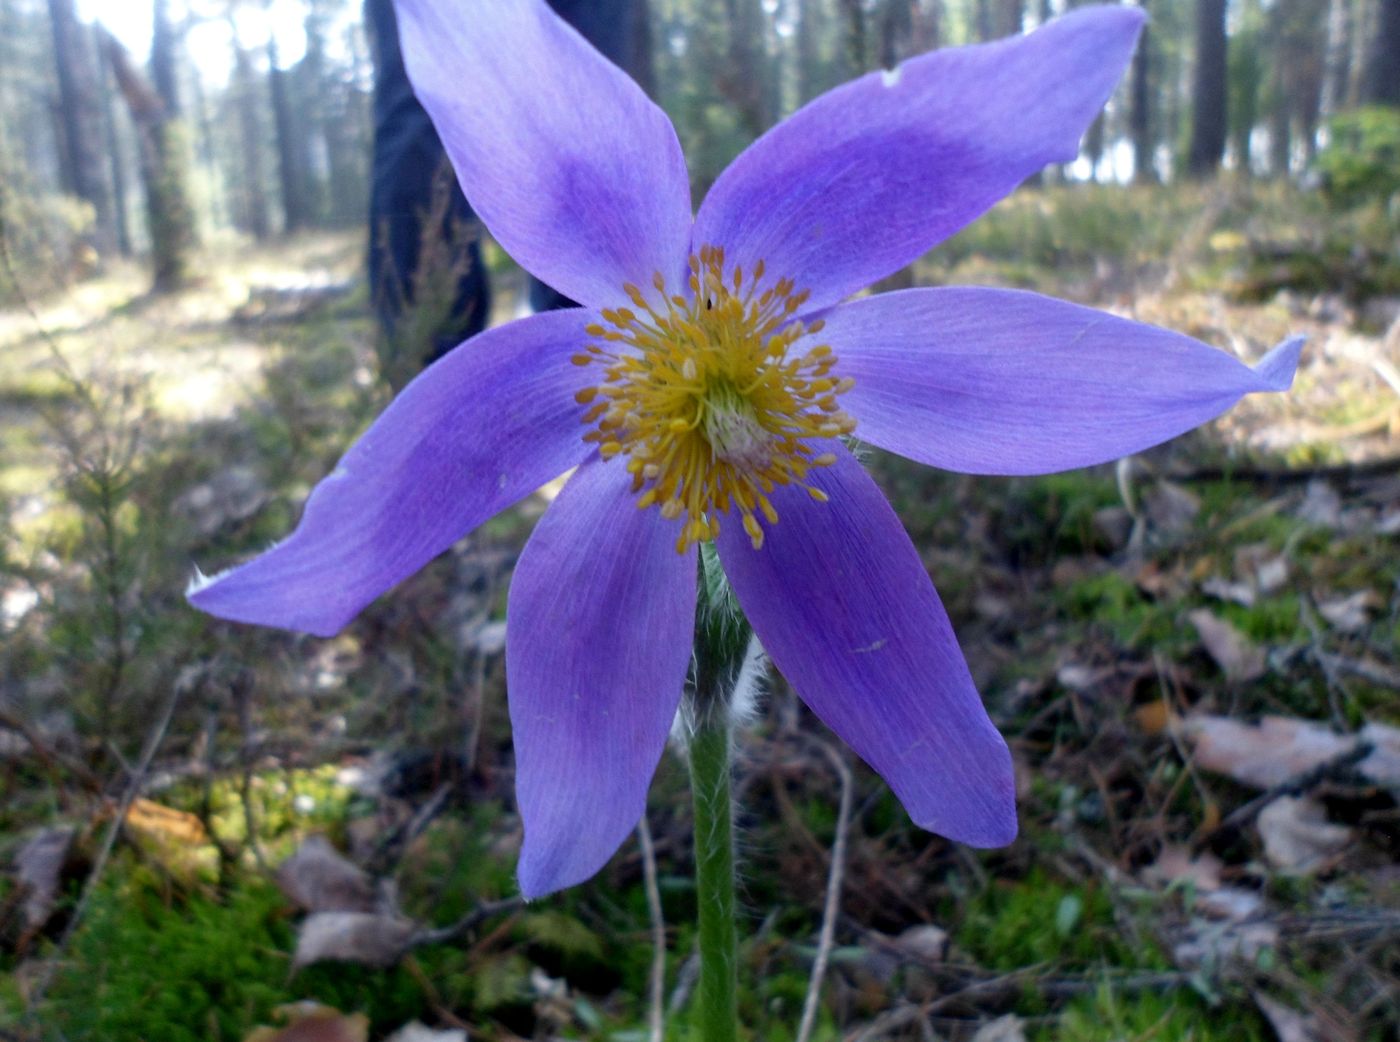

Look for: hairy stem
[689,713,738,1042]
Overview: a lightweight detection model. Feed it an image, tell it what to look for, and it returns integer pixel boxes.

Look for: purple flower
[189,1,1301,898]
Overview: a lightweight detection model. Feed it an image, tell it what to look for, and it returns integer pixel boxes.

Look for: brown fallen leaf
[1176,715,1353,789]
[383,1024,468,1042]
[123,797,210,846]
[14,826,75,941]
[292,911,416,969]
[1257,796,1351,873]
[970,1014,1026,1042]
[244,1002,368,1042]
[277,837,374,914]
[1317,590,1379,633]
[1173,919,1278,970]
[1188,610,1267,682]
[1142,845,1224,892]
[1252,993,1324,1042]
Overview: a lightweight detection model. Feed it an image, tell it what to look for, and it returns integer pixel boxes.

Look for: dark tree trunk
[1188,0,1229,177]
[267,36,309,233]
[150,0,180,114]
[840,0,868,73]
[795,0,819,100]
[1320,0,1350,115]
[629,0,656,98]
[719,0,768,135]
[877,0,915,67]
[101,28,195,290]
[975,0,993,40]
[1364,0,1400,104]
[93,23,131,256]
[230,37,270,240]
[48,0,115,254]
[912,0,940,49]
[1130,5,1154,182]
[992,0,1022,36]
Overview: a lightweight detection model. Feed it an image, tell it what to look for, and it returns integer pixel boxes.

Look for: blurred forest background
[1,0,1399,1040]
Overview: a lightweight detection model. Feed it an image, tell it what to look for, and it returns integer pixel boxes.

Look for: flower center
[572,245,857,554]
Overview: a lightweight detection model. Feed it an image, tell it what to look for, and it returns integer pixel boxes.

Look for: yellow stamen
[573,247,857,553]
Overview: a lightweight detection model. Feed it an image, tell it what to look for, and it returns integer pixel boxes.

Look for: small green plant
[1318,108,1400,209]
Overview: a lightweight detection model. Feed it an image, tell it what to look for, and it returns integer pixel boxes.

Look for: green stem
[690,714,738,1042]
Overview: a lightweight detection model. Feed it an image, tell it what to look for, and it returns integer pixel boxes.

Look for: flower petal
[188,311,597,637]
[508,456,696,898]
[823,287,1303,475]
[394,0,691,308]
[715,445,1016,846]
[692,6,1144,312]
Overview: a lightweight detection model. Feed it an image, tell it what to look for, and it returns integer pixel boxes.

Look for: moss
[1045,987,1268,1041]
[953,869,1142,973]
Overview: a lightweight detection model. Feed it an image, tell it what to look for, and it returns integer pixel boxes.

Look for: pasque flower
[190,0,1301,897]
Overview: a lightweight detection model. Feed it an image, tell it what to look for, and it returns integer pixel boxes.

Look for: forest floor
[1,182,1398,1042]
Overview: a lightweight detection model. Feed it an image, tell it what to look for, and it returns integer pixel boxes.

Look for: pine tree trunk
[231,37,271,241]
[1187,0,1229,177]
[1364,0,1400,103]
[1130,2,1154,182]
[101,28,195,291]
[93,23,131,256]
[267,36,309,233]
[48,0,115,255]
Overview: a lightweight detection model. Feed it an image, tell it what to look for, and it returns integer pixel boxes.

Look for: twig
[0,703,103,794]
[667,949,701,1016]
[1199,741,1374,846]
[407,895,524,949]
[637,815,666,1042]
[28,683,183,1007]
[796,740,854,1042]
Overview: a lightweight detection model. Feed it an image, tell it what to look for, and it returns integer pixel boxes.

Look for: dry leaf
[1296,480,1342,528]
[1201,576,1256,606]
[244,1002,368,1042]
[1144,480,1201,533]
[383,1023,468,1042]
[1173,919,1278,970]
[124,798,210,846]
[277,837,374,914]
[1253,993,1323,1042]
[1178,715,1352,788]
[1188,610,1266,682]
[14,826,75,936]
[1142,846,1223,891]
[1257,796,1351,873]
[1133,700,1173,736]
[970,1014,1027,1042]
[292,911,416,968]
[1358,722,1400,786]
[1317,591,1378,634]
[892,923,949,964]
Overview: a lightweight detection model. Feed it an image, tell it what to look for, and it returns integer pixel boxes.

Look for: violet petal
[822,287,1303,474]
[509,456,696,898]
[692,6,1144,313]
[188,311,596,636]
[716,445,1016,846]
[395,0,692,307]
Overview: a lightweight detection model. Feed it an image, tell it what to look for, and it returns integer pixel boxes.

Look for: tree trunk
[1187,0,1229,177]
[93,23,131,256]
[267,35,309,233]
[230,34,270,240]
[1319,0,1350,117]
[1364,0,1400,104]
[100,28,195,291]
[1130,2,1154,182]
[48,0,115,254]
[150,0,180,114]
[840,0,868,74]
